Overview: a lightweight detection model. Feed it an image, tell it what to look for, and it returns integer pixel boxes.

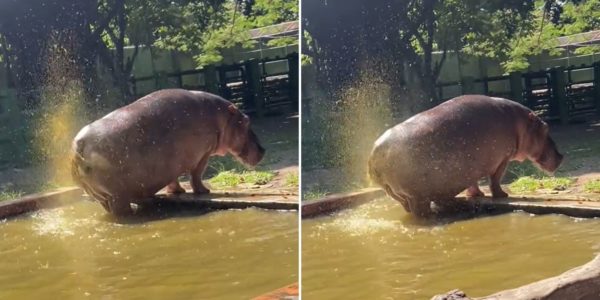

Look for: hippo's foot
[491,190,508,198]
[465,185,484,198]
[108,199,134,217]
[166,180,186,194]
[192,185,210,194]
[166,183,186,194]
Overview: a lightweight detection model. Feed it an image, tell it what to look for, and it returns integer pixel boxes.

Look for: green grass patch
[509,176,574,193]
[208,170,275,188]
[285,172,299,187]
[584,179,600,193]
[303,189,327,201]
[0,190,24,202]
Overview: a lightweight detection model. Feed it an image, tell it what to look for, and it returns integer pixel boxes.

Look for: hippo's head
[223,104,265,166]
[525,113,563,173]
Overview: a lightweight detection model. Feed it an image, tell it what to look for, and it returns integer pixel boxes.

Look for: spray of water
[331,70,394,188]
[27,35,104,291]
[32,38,88,188]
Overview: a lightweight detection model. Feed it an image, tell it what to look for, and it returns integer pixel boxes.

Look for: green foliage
[584,179,600,193]
[502,0,600,72]
[267,37,298,47]
[509,176,574,193]
[0,190,23,202]
[208,170,275,188]
[442,0,534,59]
[302,189,327,201]
[285,172,298,187]
[151,0,298,67]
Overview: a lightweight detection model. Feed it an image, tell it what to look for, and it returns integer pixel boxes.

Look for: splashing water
[333,74,393,187]
[32,37,89,188]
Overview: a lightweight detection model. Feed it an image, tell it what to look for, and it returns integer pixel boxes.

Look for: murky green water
[302,198,600,299]
[0,200,298,299]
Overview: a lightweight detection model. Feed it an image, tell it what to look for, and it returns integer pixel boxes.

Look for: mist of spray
[32,36,89,188]
[331,70,394,188]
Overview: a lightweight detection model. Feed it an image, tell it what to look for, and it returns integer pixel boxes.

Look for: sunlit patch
[31,208,75,237]
[374,129,392,147]
[30,205,105,238]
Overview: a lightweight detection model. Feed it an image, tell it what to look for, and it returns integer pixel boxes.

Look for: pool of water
[0,200,298,299]
[302,197,600,299]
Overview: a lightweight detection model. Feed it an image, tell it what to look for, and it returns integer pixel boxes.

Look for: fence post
[594,62,600,116]
[154,71,169,90]
[204,65,219,94]
[244,59,265,117]
[509,71,524,103]
[0,88,23,165]
[549,67,569,125]
[460,76,475,94]
[288,53,299,109]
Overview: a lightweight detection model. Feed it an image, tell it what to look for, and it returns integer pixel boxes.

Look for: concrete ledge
[471,196,600,218]
[0,187,297,220]
[252,283,298,300]
[301,188,385,218]
[432,254,600,300]
[0,187,82,220]
[302,188,600,218]
[148,191,298,211]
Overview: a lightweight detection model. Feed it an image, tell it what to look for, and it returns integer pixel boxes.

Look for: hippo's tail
[71,138,95,185]
[70,140,112,207]
[367,151,384,188]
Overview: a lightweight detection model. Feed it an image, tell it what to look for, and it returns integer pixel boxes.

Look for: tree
[0,0,227,106]
[303,0,533,110]
[502,0,600,72]
[154,0,298,67]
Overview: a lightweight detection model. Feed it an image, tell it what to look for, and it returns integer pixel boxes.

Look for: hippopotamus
[71,89,265,216]
[368,95,563,217]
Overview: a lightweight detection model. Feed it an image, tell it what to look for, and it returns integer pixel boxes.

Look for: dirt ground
[302,115,600,200]
[0,112,299,198]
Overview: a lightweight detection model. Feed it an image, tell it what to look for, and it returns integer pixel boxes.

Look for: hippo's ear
[227,104,239,115]
[542,121,549,134]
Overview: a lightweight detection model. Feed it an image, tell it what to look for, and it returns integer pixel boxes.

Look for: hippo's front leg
[490,159,509,198]
[191,154,211,194]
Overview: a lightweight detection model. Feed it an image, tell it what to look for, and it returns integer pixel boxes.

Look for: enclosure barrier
[0,88,24,167]
[131,53,299,117]
[436,63,600,124]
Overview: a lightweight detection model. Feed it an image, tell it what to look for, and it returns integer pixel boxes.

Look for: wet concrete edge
[302,187,600,218]
[252,283,299,300]
[0,187,82,220]
[301,188,385,218]
[0,187,298,220]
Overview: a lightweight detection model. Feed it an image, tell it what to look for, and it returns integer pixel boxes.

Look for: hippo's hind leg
[490,159,509,198]
[383,185,411,212]
[465,185,484,197]
[191,154,210,194]
[108,196,134,216]
[166,180,186,194]
[409,199,434,218]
